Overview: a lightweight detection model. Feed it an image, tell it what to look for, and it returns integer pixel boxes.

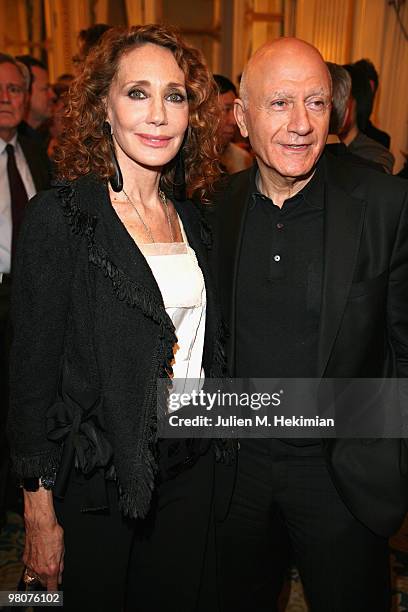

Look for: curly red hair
[54,24,221,201]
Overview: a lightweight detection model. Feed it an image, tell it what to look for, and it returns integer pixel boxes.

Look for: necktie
[6,143,28,260]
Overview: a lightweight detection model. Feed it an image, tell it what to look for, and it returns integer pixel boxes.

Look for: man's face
[0,62,27,140]
[235,47,331,180]
[219,90,237,147]
[30,66,54,123]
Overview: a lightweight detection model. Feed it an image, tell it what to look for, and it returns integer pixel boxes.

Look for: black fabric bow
[46,366,113,510]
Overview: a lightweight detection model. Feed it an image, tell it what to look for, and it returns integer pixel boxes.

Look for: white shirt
[0,134,36,273]
[139,218,206,403]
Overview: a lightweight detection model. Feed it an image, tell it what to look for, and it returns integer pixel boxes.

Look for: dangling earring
[172,133,187,201]
[103,121,123,192]
[173,146,186,201]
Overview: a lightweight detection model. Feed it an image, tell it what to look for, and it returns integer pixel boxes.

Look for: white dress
[138,217,206,405]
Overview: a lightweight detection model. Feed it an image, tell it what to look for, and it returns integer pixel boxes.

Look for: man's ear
[234,99,248,138]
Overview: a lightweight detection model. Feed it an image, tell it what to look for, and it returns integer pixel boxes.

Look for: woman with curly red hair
[8,24,224,611]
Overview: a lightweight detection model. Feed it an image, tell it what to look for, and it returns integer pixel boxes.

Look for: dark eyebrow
[123,80,150,87]
[123,80,186,89]
[166,81,186,89]
[2,81,24,87]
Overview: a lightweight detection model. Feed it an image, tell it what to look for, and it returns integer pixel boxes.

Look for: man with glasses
[0,52,50,528]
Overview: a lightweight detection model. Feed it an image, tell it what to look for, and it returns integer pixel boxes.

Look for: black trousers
[216,440,391,612]
[54,449,216,612]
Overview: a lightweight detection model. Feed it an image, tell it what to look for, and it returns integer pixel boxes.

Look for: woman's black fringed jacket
[7,173,226,518]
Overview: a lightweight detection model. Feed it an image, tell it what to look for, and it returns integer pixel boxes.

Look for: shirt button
[276,222,284,229]
[274,255,281,262]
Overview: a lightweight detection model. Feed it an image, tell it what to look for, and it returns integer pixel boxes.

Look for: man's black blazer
[364,120,391,150]
[18,131,51,193]
[209,152,408,536]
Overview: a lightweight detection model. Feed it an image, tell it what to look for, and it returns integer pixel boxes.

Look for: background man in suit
[340,63,394,174]
[353,58,391,150]
[15,55,54,136]
[325,62,383,171]
[0,52,50,528]
[210,38,408,612]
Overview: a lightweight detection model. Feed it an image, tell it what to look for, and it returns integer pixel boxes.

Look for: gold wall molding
[1,0,30,55]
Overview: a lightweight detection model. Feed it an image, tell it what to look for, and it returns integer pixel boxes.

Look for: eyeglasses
[0,83,25,97]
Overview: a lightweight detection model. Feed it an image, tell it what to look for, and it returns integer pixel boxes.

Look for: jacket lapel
[174,200,206,265]
[82,179,220,374]
[18,134,51,192]
[317,159,366,376]
[216,169,253,371]
[79,176,166,304]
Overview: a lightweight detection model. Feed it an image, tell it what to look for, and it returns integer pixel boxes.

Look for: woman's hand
[23,488,64,590]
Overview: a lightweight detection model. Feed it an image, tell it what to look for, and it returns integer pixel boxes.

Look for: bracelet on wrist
[21,476,55,491]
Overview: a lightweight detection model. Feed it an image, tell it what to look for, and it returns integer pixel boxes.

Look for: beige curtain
[295,0,354,63]
[294,0,407,173]
[93,0,110,23]
[376,1,408,172]
[44,0,92,81]
[31,0,44,60]
[125,0,159,25]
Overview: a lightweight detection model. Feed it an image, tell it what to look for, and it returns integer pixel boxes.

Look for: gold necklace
[122,187,174,244]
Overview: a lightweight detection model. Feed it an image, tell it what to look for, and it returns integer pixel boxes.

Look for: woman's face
[106,43,189,171]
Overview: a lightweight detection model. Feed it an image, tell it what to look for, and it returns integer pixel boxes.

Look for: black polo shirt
[235,161,325,378]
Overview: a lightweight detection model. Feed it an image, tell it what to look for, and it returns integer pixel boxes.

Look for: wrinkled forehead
[0,61,25,85]
[246,50,331,100]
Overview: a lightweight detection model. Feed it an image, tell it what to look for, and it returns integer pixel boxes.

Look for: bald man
[209,38,408,611]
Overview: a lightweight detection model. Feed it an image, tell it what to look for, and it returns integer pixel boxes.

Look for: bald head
[234,37,332,187]
[240,38,331,106]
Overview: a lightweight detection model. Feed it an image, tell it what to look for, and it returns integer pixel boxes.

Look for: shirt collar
[0,132,18,155]
[250,156,325,210]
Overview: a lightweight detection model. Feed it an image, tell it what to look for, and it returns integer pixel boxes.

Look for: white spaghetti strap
[179,216,189,245]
